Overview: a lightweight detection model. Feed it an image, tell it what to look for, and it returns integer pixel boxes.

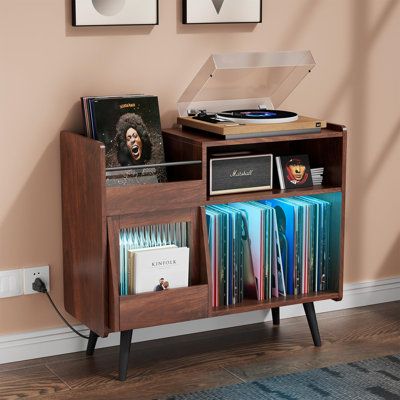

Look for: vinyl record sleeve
[263,199,296,295]
[84,95,166,177]
[276,154,313,189]
[206,208,220,307]
[229,202,264,300]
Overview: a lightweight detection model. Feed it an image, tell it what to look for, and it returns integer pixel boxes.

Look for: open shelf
[205,190,343,312]
[206,185,342,205]
[106,207,209,332]
[211,291,341,316]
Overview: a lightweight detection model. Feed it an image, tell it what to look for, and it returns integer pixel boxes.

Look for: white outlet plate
[0,269,24,298]
[23,266,50,295]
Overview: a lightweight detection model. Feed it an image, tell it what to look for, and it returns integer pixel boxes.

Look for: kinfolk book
[276,155,313,189]
[128,246,189,294]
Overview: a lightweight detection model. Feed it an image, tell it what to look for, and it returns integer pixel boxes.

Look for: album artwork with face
[82,95,166,184]
[276,154,313,190]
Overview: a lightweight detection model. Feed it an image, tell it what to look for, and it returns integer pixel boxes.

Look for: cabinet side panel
[60,132,108,337]
[200,207,212,306]
[107,217,120,332]
[339,129,348,299]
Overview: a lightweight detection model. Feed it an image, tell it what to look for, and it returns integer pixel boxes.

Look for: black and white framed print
[72,0,159,26]
[183,0,262,24]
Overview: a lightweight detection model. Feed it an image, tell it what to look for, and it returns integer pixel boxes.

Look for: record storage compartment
[60,132,208,338]
[60,122,347,380]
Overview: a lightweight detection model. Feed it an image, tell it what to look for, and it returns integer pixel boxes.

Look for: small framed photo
[183,0,262,24]
[72,0,159,27]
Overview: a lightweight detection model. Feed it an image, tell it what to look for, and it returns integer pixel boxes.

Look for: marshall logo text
[230,169,254,178]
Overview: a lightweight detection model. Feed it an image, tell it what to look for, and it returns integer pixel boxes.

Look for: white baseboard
[1,276,399,365]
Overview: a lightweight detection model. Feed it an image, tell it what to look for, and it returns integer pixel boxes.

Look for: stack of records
[205,195,339,307]
[311,167,324,186]
[81,94,167,185]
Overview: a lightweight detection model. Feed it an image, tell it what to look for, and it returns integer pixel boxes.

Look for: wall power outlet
[23,266,50,295]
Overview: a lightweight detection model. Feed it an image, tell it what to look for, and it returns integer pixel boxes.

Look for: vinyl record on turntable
[217,109,298,124]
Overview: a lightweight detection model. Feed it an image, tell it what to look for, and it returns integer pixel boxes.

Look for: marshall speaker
[209,154,273,195]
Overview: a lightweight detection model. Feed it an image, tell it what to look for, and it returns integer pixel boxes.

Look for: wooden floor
[1,302,399,400]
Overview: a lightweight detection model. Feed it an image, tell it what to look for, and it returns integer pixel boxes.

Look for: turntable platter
[217,109,298,124]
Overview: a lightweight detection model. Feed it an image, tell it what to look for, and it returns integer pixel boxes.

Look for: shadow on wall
[0,139,62,269]
[161,109,181,129]
[322,0,398,118]
[322,0,399,279]
[377,234,400,280]
[277,0,319,50]
[364,118,400,188]
[61,100,86,134]
[349,0,399,277]
[0,138,71,330]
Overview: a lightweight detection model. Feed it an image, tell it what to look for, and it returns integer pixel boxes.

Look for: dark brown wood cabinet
[60,123,347,380]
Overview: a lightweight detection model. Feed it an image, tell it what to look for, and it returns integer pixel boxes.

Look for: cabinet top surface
[163,124,346,147]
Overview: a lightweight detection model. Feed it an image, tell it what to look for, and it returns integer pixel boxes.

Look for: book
[128,246,189,294]
[276,155,313,189]
[81,94,167,183]
[119,222,190,295]
[127,245,177,295]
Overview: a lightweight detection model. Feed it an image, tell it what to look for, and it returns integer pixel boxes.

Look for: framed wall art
[72,0,159,26]
[182,0,262,24]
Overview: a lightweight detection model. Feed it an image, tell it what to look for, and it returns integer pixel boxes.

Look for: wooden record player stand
[60,123,346,381]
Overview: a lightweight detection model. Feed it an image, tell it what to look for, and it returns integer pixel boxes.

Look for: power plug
[32,277,47,293]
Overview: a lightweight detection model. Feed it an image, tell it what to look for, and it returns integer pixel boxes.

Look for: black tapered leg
[119,330,133,381]
[86,331,99,356]
[272,307,280,325]
[303,302,321,347]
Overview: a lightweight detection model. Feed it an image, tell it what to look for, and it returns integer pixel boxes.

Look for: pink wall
[1,0,399,334]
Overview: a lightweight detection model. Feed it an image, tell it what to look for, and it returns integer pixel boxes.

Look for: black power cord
[33,277,90,340]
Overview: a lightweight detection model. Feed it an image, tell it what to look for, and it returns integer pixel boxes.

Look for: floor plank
[0,365,69,400]
[0,302,399,400]
[0,350,99,374]
[39,366,241,400]
[222,302,400,380]
[222,337,400,380]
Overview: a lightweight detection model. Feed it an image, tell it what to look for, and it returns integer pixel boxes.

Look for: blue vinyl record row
[206,194,341,307]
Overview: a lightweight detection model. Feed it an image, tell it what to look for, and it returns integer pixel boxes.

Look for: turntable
[177,50,326,139]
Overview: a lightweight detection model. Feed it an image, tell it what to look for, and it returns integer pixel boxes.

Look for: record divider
[60,123,346,381]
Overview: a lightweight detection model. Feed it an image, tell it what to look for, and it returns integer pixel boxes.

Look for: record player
[177,50,326,139]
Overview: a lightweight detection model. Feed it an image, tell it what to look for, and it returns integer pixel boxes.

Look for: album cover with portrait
[81,94,166,184]
[276,154,313,190]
